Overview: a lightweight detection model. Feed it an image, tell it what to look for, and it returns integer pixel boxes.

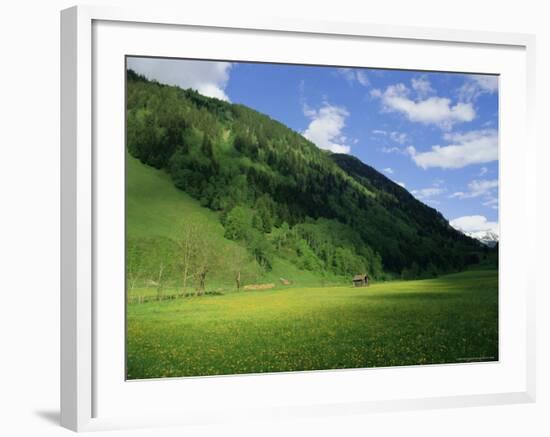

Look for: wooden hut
[352,274,369,287]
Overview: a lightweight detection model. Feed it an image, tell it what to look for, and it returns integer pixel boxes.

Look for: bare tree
[193,240,213,296]
[128,273,138,292]
[126,238,144,303]
[176,222,217,297]
[155,262,166,301]
[235,269,241,291]
[177,223,198,297]
[229,246,249,291]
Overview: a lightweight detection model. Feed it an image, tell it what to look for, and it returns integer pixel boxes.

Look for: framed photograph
[61,5,536,431]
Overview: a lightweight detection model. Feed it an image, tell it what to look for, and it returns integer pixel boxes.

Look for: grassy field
[126,269,498,379]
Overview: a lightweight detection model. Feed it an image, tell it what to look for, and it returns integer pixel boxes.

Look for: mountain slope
[328,153,484,273]
[126,69,482,278]
[126,152,347,289]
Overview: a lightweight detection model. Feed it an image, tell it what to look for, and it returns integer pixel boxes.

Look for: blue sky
[127,57,499,237]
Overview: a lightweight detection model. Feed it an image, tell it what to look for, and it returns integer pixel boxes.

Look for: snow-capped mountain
[449,216,499,248]
[464,230,499,247]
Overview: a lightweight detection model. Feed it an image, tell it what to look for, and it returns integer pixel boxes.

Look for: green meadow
[125,139,498,379]
[127,269,498,379]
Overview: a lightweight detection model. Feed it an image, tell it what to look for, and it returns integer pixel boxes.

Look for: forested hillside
[126,69,483,290]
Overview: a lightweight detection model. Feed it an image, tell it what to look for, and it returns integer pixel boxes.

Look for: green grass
[127,269,498,379]
[127,152,228,241]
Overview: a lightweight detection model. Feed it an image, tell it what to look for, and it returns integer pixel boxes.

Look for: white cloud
[302,104,317,118]
[411,187,445,200]
[426,199,441,206]
[407,129,498,169]
[356,71,370,87]
[338,68,355,84]
[450,179,498,199]
[450,215,499,236]
[482,197,499,210]
[473,75,499,93]
[302,103,351,154]
[371,82,475,129]
[396,181,406,188]
[127,57,232,101]
[389,131,408,144]
[458,75,499,102]
[370,88,382,98]
[381,146,401,154]
[479,166,488,176]
[450,178,499,211]
[383,167,394,174]
[411,77,434,98]
[338,68,369,87]
[372,130,407,144]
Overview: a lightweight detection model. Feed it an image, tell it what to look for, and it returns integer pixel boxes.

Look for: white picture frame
[60,5,536,432]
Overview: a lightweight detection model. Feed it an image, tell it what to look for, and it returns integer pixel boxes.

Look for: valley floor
[126,269,498,379]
